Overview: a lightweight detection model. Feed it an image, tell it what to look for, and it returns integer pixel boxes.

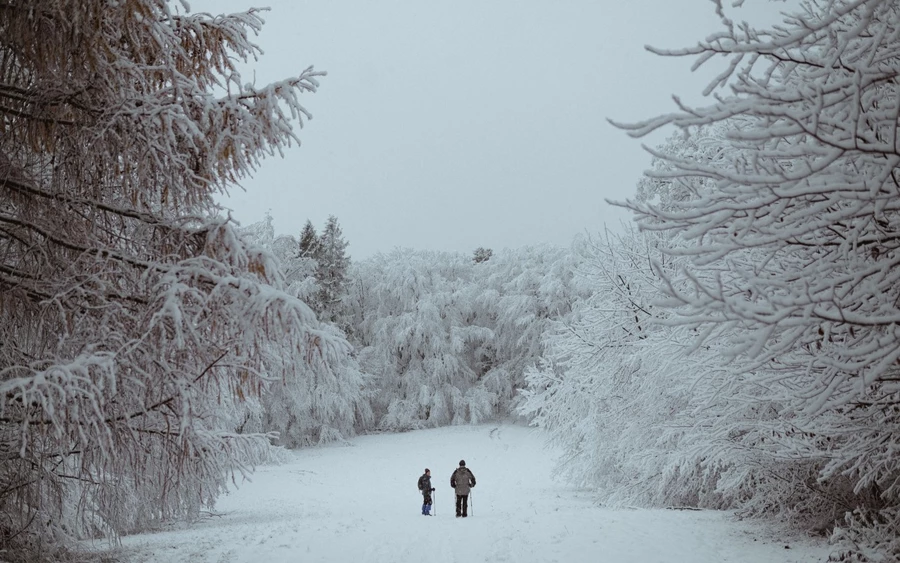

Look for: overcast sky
[191,0,783,259]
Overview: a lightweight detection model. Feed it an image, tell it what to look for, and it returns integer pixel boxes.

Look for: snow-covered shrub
[829,508,900,562]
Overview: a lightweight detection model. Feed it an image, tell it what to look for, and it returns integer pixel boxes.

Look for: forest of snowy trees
[1,0,898,561]
[526,2,900,559]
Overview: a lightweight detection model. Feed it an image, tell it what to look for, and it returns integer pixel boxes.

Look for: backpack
[451,467,471,487]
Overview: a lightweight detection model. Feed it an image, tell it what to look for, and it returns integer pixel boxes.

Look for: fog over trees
[1,1,898,562]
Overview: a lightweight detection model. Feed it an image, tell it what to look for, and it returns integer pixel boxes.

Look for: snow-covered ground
[100,424,833,562]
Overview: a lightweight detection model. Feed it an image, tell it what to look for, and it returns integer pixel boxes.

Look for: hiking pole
[470,490,474,517]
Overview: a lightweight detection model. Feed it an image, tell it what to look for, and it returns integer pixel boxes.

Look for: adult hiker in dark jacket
[450,460,476,517]
[417,468,434,515]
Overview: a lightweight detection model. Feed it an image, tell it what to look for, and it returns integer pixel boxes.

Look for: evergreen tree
[298,219,320,259]
[316,215,351,325]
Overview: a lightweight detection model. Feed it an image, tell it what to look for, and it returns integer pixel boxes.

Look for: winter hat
[425,468,430,473]
[459,460,466,466]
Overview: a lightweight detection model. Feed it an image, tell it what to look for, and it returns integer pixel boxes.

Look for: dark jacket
[418,473,433,496]
[450,466,475,495]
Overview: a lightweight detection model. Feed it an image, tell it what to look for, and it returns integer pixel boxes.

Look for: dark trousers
[455,494,468,516]
[423,492,432,505]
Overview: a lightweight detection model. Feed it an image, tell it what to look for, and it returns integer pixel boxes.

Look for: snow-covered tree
[476,244,587,415]
[635,125,732,212]
[237,217,373,447]
[348,250,485,429]
[240,215,319,313]
[298,219,321,259]
[345,245,586,429]
[315,215,351,326]
[473,247,493,263]
[519,228,720,506]
[251,320,374,448]
[0,0,332,555]
[614,0,900,553]
[274,233,320,303]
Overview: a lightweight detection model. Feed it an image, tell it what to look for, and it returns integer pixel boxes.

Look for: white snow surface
[106,424,833,563]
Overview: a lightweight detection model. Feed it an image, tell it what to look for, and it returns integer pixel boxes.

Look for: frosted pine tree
[315,215,351,327]
[274,233,320,304]
[298,219,321,259]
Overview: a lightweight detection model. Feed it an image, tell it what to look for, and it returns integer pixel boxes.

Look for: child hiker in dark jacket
[417,468,434,515]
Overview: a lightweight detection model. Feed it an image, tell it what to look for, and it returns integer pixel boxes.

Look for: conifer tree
[298,219,320,259]
[316,215,351,325]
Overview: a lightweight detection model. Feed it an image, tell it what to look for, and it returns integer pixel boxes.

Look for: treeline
[239,214,587,442]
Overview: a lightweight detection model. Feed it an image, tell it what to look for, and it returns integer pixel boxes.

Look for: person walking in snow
[450,460,476,518]
[418,468,435,515]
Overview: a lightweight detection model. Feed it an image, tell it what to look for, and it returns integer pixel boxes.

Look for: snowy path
[106,424,832,563]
